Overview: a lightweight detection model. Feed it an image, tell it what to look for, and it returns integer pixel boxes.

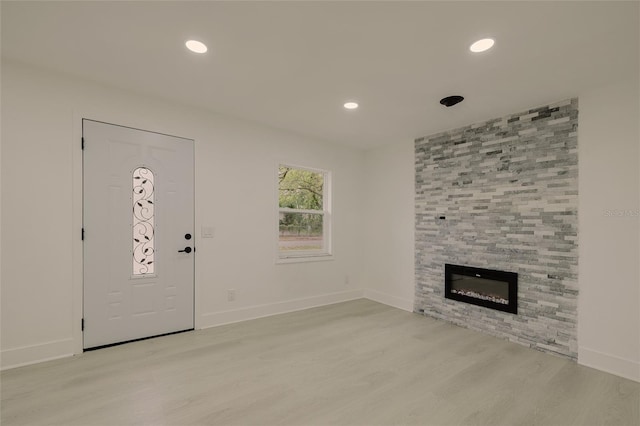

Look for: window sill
[276,254,334,264]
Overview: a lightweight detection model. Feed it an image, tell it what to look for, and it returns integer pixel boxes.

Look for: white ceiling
[2,1,638,149]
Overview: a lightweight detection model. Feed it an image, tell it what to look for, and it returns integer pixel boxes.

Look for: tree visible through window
[278,165,330,258]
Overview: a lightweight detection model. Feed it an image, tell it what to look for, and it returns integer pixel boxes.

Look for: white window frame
[276,163,332,263]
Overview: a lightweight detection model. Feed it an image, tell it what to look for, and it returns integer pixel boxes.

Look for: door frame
[72,110,199,355]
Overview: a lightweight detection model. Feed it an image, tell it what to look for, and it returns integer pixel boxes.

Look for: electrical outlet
[227,289,236,302]
[344,274,350,285]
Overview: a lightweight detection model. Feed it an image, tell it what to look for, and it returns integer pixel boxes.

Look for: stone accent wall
[414,98,579,358]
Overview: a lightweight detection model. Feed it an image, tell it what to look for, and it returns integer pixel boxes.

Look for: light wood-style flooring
[2,299,638,425]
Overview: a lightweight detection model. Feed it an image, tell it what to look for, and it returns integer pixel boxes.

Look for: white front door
[83,119,194,349]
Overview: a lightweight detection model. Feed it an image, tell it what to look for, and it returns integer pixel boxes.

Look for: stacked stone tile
[414,98,578,359]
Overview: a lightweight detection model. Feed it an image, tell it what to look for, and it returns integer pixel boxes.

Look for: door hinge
[82,228,85,240]
[81,318,84,331]
[81,137,85,150]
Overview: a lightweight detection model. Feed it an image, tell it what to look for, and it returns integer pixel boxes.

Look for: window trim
[276,163,332,263]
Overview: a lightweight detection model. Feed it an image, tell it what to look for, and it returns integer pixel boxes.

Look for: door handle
[178,247,192,253]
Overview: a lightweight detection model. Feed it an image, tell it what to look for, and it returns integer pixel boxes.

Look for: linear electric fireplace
[445,264,518,314]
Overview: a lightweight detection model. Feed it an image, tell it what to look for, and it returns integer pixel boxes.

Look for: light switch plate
[201,226,215,238]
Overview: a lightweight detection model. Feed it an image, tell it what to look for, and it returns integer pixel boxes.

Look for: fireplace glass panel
[445,264,518,314]
[450,274,509,305]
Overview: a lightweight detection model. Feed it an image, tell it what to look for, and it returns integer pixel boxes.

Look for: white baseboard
[199,289,365,329]
[1,338,75,371]
[363,288,414,312]
[578,346,640,382]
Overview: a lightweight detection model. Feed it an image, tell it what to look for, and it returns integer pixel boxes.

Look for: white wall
[577,76,640,382]
[362,142,415,311]
[2,59,639,382]
[362,78,640,382]
[0,61,365,369]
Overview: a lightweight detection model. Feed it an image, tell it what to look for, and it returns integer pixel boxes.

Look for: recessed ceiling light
[343,102,359,110]
[186,40,207,54]
[470,38,495,53]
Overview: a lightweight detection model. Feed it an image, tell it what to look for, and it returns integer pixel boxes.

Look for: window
[132,167,155,275]
[278,164,331,260]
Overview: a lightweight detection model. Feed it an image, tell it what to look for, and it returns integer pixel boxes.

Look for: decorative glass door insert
[132,167,155,275]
